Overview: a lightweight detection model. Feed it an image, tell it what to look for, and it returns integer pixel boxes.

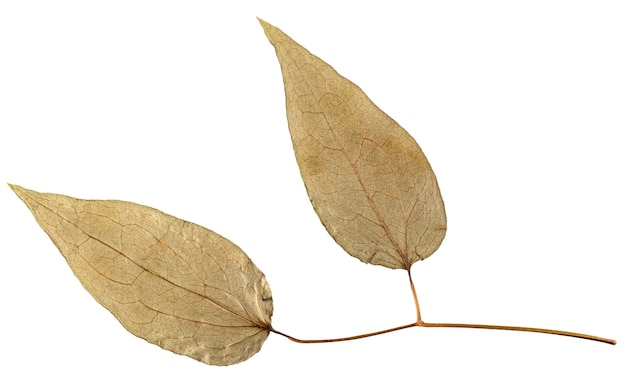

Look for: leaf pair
[10,20,472,365]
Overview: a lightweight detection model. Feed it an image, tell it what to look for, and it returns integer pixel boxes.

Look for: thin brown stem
[406,269,616,345]
[270,323,417,344]
[408,269,422,324]
[418,321,616,344]
[270,270,616,346]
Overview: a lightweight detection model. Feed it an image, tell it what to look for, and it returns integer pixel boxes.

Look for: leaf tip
[8,183,25,197]
[8,184,39,207]
[256,17,269,29]
[257,17,273,38]
[256,18,284,47]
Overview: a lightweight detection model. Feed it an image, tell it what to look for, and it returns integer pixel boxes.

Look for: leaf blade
[260,20,447,269]
[10,184,272,366]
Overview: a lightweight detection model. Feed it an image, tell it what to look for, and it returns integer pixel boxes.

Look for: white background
[1,1,624,377]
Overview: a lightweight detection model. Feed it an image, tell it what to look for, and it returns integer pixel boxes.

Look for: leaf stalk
[410,270,615,345]
[271,271,616,345]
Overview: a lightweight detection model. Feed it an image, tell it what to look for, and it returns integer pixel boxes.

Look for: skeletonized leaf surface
[10,185,273,366]
[260,20,447,270]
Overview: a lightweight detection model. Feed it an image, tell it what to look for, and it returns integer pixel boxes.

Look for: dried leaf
[10,185,273,366]
[260,20,447,270]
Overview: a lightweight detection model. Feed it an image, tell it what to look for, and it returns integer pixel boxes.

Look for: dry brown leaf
[10,184,273,366]
[260,20,447,270]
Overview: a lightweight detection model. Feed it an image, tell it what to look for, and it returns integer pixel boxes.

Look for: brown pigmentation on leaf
[259,19,447,270]
[10,184,273,366]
